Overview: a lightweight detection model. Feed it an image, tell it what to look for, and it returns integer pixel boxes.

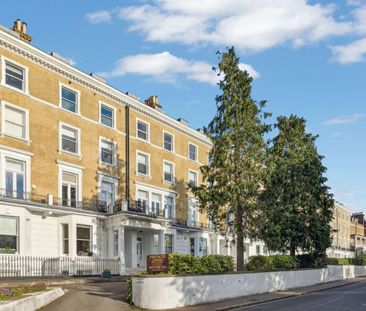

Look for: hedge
[327,257,366,266]
[167,254,234,275]
[245,255,300,272]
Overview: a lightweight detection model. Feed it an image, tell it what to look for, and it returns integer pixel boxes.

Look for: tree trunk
[236,204,244,271]
[290,243,295,256]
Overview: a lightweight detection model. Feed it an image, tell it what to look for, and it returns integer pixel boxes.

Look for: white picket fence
[0,255,120,278]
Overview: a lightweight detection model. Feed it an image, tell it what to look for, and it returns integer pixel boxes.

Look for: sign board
[147,254,169,273]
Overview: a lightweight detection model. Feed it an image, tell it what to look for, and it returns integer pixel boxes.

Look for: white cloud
[330,38,366,63]
[86,10,112,24]
[102,51,259,85]
[323,113,366,125]
[332,132,343,138]
[116,0,352,52]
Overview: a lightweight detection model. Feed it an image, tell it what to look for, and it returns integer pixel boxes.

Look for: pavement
[39,281,137,311]
[4,276,364,311]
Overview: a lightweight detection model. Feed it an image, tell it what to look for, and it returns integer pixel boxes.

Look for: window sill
[136,136,150,144]
[0,83,29,96]
[58,149,82,160]
[0,133,32,145]
[99,160,117,168]
[99,122,117,131]
[136,172,152,179]
[59,107,81,116]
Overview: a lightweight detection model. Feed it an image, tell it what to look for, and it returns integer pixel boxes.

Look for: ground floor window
[113,229,118,257]
[62,224,69,255]
[0,216,18,253]
[165,234,173,254]
[190,237,195,256]
[199,237,207,256]
[76,225,91,256]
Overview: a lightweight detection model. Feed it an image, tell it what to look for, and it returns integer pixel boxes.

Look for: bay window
[0,216,18,254]
[76,225,91,256]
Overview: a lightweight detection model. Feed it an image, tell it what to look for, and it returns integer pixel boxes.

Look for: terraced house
[0,20,239,276]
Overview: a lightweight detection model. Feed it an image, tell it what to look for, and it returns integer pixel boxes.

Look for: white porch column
[119,225,126,275]
[131,231,138,268]
[216,236,221,255]
[160,230,165,254]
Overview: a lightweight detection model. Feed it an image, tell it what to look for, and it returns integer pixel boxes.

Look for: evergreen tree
[258,115,334,258]
[192,47,270,271]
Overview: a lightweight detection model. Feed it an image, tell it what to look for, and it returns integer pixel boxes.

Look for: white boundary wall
[132,265,366,309]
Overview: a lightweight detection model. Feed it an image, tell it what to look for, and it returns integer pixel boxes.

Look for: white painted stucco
[132,265,366,310]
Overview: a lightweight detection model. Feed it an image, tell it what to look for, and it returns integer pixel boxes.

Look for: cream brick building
[0,20,267,275]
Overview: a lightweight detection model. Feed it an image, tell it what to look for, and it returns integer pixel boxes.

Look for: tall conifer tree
[258,115,334,259]
[192,47,270,271]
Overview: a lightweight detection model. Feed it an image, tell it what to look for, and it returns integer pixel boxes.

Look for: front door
[136,237,143,267]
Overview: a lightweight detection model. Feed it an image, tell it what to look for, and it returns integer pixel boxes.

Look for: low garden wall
[132,265,366,309]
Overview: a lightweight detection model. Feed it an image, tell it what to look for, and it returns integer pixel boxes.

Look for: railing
[124,200,168,218]
[0,189,119,214]
[171,218,211,229]
[0,255,120,278]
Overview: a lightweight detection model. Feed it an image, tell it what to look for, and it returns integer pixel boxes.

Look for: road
[40,281,138,311]
[239,280,366,311]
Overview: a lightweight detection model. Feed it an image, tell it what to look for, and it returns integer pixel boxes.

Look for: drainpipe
[125,105,130,209]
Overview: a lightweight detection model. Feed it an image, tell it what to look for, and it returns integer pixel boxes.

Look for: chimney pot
[21,22,27,34]
[15,19,21,31]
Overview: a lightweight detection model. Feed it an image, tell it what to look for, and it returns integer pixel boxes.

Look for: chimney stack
[144,95,162,109]
[12,19,32,43]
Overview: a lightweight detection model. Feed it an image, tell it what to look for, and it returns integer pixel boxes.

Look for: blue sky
[2,0,366,212]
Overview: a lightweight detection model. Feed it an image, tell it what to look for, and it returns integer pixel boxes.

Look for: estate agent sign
[147,254,169,273]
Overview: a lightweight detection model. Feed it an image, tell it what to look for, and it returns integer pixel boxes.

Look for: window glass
[4,105,25,139]
[0,216,18,253]
[165,234,173,254]
[137,121,148,141]
[188,171,198,187]
[76,225,91,256]
[113,229,119,257]
[62,224,69,255]
[62,171,78,207]
[151,193,161,215]
[189,144,197,161]
[5,62,24,90]
[101,180,114,207]
[137,153,148,175]
[101,105,114,127]
[61,87,77,113]
[101,140,114,164]
[163,132,173,151]
[188,197,198,226]
[199,238,207,256]
[164,162,173,182]
[61,125,78,154]
[5,159,25,199]
[164,196,174,219]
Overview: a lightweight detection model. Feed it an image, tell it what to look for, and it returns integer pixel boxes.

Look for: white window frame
[57,162,83,204]
[0,147,31,197]
[99,101,116,129]
[188,142,198,162]
[0,55,29,95]
[0,100,30,143]
[61,223,69,256]
[136,119,150,143]
[136,150,150,177]
[59,122,81,157]
[98,173,118,203]
[76,224,92,256]
[135,183,176,219]
[162,131,175,152]
[59,82,80,115]
[0,215,19,254]
[188,169,199,187]
[99,136,117,166]
[163,160,175,183]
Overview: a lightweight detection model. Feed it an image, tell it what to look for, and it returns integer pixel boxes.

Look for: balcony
[0,189,116,213]
[122,200,170,218]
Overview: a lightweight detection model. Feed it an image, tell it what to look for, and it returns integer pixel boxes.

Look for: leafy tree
[192,47,270,271]
[257,115,334,258]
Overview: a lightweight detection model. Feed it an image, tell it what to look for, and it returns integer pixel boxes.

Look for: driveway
[41,281,139,311]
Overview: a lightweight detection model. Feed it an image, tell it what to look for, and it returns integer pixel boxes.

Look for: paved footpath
[40,281,138,311]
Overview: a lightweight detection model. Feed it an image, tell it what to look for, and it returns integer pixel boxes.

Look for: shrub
[327,257,366,266]
[125,278,133,304]
[245,255,299,272]
[0,283,46,301]
[167,254,234,275]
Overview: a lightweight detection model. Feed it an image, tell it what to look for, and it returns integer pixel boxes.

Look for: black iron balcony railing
[0,190,214,229]
[0,189,116,213]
